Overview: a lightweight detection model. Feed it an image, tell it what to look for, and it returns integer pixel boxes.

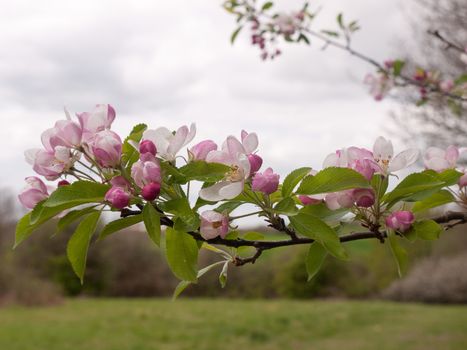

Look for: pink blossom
[200,136,251,201]
[139,140,157,157]
[41,119,82,150]
[131,153,162,188]
[89,130,122,168]
[298,195,323,206]
[323,147,376,180]
[105,186,130,209]
[324,191,354,211]
[77,104,116,142]
[352,188,375,208]
[252,167,280,194]
[18,177,49,209]
[25,146,77,180]
[248,154,263,174]
[189,140,218,161]
[141,182,161,201]
[274,13,301,36]
[385,211,415,233]
[143,124,196,162]
[424,145,465,172]
[240,130,262,173]
[372,136,419,175]
[199,210,229,240]
[439,79,454,93]
[110,175,131,190]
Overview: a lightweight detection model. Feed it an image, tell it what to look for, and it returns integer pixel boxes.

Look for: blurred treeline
[1,193,467,305]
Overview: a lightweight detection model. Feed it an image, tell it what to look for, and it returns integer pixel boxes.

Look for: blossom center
[225,165,244,182]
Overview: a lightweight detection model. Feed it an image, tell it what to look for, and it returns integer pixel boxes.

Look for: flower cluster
[17,104,467,291]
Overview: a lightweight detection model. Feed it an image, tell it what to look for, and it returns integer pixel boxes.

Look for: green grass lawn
[0,299,466,350]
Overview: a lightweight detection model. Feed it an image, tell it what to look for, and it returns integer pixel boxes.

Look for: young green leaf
[99,215,143,240]
[143,203,161,246]
[66,211,101,283]
[219,261,229,288]
[261,1,274,11]
[409,220,442,240]
[282,167,312,197]
[178,161,230,182]
[305,242,327,281]
[165,227,199,282]
[159,198,199,231]
[274,197,299,216]
[44,181,110,208]
[289,213,347,260]
[56,207,98,235]
[388,233,408,277]
[412,190,455,213]
[297,167,370,195]
[230,26,243,44]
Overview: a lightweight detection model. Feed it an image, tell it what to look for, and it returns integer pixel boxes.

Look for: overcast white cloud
[0,0,408,194]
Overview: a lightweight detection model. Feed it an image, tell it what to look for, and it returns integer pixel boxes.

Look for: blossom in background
[189,140,218,161]
[424,145,466,172]
[89,130,122,168]
[324,191,354,211]
[199,210,229,240]
[385,211,415,233]
[460,48,467,65]
[77,104,116,142]
[439,79,455,93]
[200,136,251,201]
[372,136,419,175]
[251,167,280,194]
[142,124,196,162]
[364,73,393,101]
[18,177,49,209]
[273,12,304,36]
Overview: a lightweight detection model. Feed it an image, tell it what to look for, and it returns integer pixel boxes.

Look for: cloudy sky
[0,0,409,194]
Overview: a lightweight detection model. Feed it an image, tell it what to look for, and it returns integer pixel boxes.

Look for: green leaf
[305,243,327,281]
[321,30,340,37]
[383,173,445,207]
[297,33,310,45]
[337,13,344,28]
[172,261,224,300]
[274,197,298,216]
[392,60,405,76]
[261,1,273,11]
[99,215,143,240]
[289,213,347,260]
[143,203,161,246]
[214,201,244,214]
[160,161,187,184]
[230,26,243,44]
[297,167,370,195]
[219,261,229,288]
[15,203,74,247]
[56,207,98,235]
[158,198,199,231]
[388,233,408,277]
[299,203,349,222]
[282,167,312,197]
[30,201,76,226]
[66,211,101,283]
[371,174,389,199]
[409,220,442,241]
[44,181,110,208]
[426,169,463,186]
[121,123,147,168]
[413,190,455,213]
[165,227,199,282]
[178,161,230,182]
[243,232,265,241]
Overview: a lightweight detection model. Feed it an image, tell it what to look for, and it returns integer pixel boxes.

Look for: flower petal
[389,148,419,172]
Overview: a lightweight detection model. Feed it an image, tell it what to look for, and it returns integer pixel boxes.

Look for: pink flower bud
[385,211,415,233]
[459,171,467,188]
[18,177,49,209]
[325,191,354,211]
[298,195,322,206]
[189,140,217,161]
[105,186,130,209]
[200,210,229,239]
[90,130,122,168]
[41,120,82,151]
[57,180,70,187]
[141,182,161,201]
[248,154,263,174]
[131,153,162,188]
[352,188,375,208]
[251,167,280,194]
[139,140,157,157]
